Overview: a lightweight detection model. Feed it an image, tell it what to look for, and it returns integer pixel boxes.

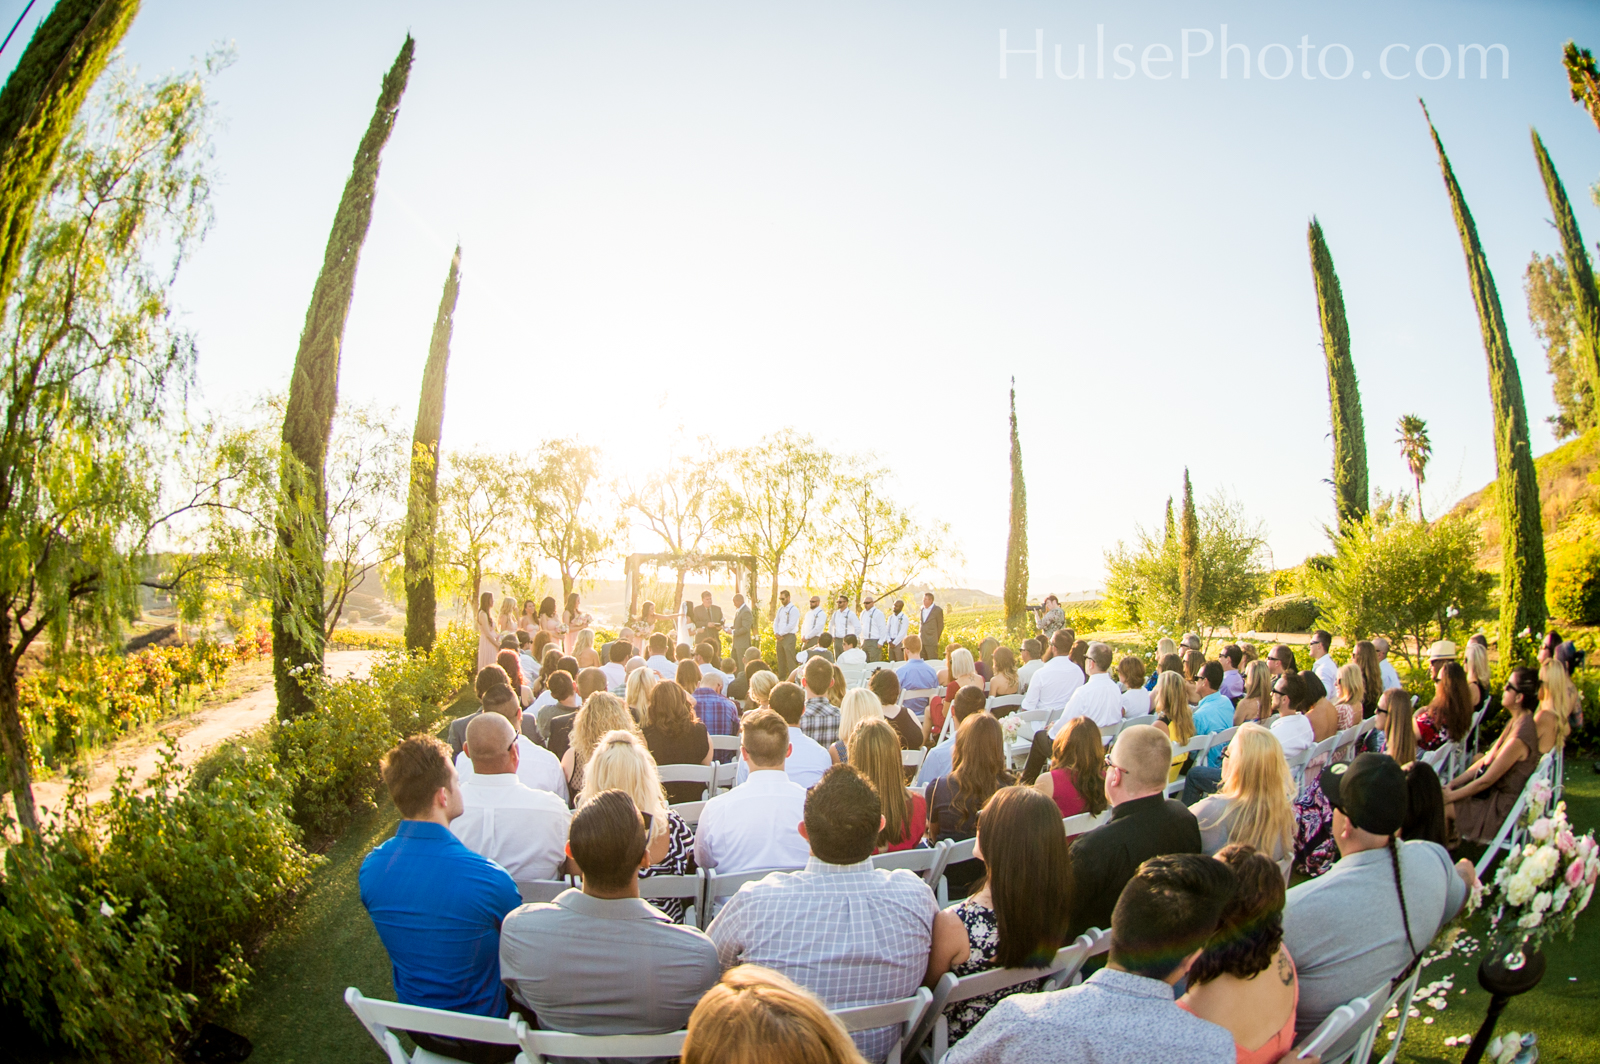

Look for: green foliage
[1546,526,1600,625]
[1178,470,1199,629]
[1301,510,1490,667]
[1527,253,1595,440]
[404,247,462,652]
[1003,381,1029,633]
[1308,218,1371,528]
[327,628,406,651]
[1243,594,1322,634]
[1565,40,1600,141]
[1533,131,1600,428]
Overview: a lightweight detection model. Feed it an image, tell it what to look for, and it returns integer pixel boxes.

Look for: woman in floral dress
[579,729,698,924]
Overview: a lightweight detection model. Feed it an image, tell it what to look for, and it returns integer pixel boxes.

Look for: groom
[691,591,725,657]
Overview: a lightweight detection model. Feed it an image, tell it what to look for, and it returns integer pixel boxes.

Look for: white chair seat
[346,988,522,1064]
[516,1021,687,1064]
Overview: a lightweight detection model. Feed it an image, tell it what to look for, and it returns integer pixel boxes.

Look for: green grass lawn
[226,762,1600,1064]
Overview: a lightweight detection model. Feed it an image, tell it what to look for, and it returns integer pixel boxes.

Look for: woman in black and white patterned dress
[578,729,699,923]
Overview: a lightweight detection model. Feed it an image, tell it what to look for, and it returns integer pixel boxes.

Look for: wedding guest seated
[645,634,674,678]
[682,965,868,1064]
[1267,671,1316,760]
[725,652,769,703]
[581,729,699,923]
[600,640,629,692]
[498,649,534,709]
[695,642,729,689]
[1118,655,1151,718]
[696,709,810,874]
[1284,754,1476,1048]
[1032,716,1108,819]
[1402,761,1449,847]
[360,736,521,1063]
[693,670,741,754]
[917,686,986,786]
[897,634,939,719]
[1048,642,1123,734]
[625,666,657,726]
[708,765,939,1062]
[460,684,569,801]
[533,669,581,743]
[448,664,512,756]
[809,631,836,663]
[926,787,1073,1044]
[1016,639,1046,692]
[869,668,923,752]
[1372,687,1417,763]
[987,646,1020,699]
[829,688,886,764]
[452,713,571,882]
[1178,845,1300,1064]
[800,655,842,746]
[499,790,720,1037]
[559,692,639,797]
[1234,660,1274,726]
[1218,645,1245,700]
[1414,661,1472,752]
[641,681,712,804]
[847,718,926,851]
[1188,724,1294,879]
[1443,667,1541,844]
[926,714,1012,897]
[736,681,833,787]
[1067,725,1202,939]
[836,633,867,666]
[945,854,1238,1064]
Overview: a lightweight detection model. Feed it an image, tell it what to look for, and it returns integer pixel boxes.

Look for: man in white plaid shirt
[707,765,937,1063]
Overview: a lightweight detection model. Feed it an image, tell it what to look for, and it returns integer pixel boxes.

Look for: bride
[675,599,693,649]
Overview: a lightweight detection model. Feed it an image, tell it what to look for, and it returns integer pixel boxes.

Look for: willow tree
[1308,219,1369,529]
[1532,130,1600,415]
[1179,469,1199,630]
[403,245,460,652]
[274,37,414,718]
[1002,379,1029,633]
[1425,106,1547,659]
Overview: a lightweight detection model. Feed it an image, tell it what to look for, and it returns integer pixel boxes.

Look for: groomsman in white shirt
[828,594,859,647]
[773,590,801,679]
[859,595,888,663]
[884,599,910,661]
[801,594,827,650]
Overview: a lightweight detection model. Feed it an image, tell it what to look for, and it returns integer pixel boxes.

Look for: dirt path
[28,651,380,821]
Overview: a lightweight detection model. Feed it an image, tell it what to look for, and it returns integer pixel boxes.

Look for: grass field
[225,762,1600,1064]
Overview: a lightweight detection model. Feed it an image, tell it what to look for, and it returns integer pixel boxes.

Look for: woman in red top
[849,718,927,851]
[1032,716,1108,819]
[1415,661,1472,751]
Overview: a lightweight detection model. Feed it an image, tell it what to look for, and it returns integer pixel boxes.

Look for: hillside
[1447,427,1600,570]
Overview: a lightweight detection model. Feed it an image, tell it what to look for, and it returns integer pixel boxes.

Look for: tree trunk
[1179,468,1198,631]
[1532,130,1600,420]
[1415,475,1426,522]
[1426,107,1547,660]
[0,0,141,311]
[0,653,38,836]
[1003,379,1030,633]
[404,245,460,653]
[273,37,413,718]
[1308,218,1370,529]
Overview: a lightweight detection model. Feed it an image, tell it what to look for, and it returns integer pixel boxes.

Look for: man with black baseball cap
[1282,754,1477,1050]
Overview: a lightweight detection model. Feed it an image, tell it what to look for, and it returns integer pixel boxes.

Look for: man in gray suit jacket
[920,592,945,659]
[730,593,754,663]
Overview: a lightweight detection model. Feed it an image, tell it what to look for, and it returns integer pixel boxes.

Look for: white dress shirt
[450,773,570,882]
[735,727,832,788]
[828,609,859,639]
[1312,653,1339,696]
[885,610,910,645]
[1020,655,1086,713]
[456,736,569,802]
[1379,659,1402,692]
[600,661,627,690]
[1049,672,1125,737]
[801,607,827,640]
[645,653,674,678]
[860,607,888,641]
[836,647,867,666]
[774,603,801,636]
[921,604,932,623]
[1120,686,1152,719]
[694,769,810,874]
[1271,712,1316,759]
[1017,657,1045,692]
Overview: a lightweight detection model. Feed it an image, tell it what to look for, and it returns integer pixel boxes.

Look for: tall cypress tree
[404,245,461,652]
[274,37,415,718]
[1307,218,1370,529]
[1003,378,1029,633]
[1425,106,1547,659]
[1179,469,1198,631]
[1164,496,1175,547]
[0,0,140,310]
[1532,130,1600,411]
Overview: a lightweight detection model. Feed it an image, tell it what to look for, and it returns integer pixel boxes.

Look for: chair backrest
[712,760,740,792]
[1475,750,1557,878]
[902,687,940,704]
[1063,809,1111,838]
[515,1020,687,1064]
[1419,741,1455,773]
[902,747,927,769]
[709,733,743,753]
[840,662,868,689]
[871,843,947,883]
[865,661,892,676]
[670,799,707,825]
[1290,998,1370,1061]
[658,763,716,801]
[1342,968,1421,1064]
[919,952,1073,1064]
[1120,713,1157,730]
[831,987,933,1064]
[515,878,570,904]
[985,694,1023,713]
[1014,708,1050,725]
[638,869,705,907]
[346,987,521,1064]
[702,865,802,912]
[935,837,978,905]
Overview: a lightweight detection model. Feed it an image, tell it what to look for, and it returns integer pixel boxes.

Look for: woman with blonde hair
[1463,640,1491,708]
[682,965,867,1064]
[1536,658,1575,754]
[1144,637,1180,691]
[1375,688,1416,765]
[848,718,925,851]
[1189,724,1294,879]
[1150,670,1195,783]
[561,692,638,795]
[748,669,779,710]
[496,595,518,638]
[829,687,885,764]
[625,666,657,726]
[1332,663,1364,760]
[573,627,600,669]
[931,646,985,739]
[580,728,698,923]
[828,664,848,707]
[1234,660,1273,726]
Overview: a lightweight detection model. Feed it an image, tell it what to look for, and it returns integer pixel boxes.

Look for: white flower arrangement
[1487,795,1599,958]
[999,714,1027,745]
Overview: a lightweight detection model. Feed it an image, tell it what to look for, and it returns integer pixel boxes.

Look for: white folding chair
[1006,739,1033,772]
[712,759,740,793]
[639,869,705,926]
[936,837,978,905]
[985,694,1023,715]
[514,878,570,904]
[701,866,803,928]
[1291,735,1340,798]
[669,799,706,825]
[1289,997,1370,1062]
[1163,732,1216,799]
[1475,751,1557,878]
[865,660,892,677]
[1063,809,1111,838]
[346,987,521,1064]
[658,763,717,802]
[1119,713,1158,730]
[831,988,933,1064]
[902,747,926,771]
[1419,741,1455,774]
[709,733,743,755]
[871,843,948,886]
[914,949,1078,1063]
[1465,692,1493,761]
[840,662,868,689]
[1345,967,1423,1064]
[516,1021,687,1064]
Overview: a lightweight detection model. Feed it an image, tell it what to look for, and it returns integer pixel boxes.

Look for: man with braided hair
[1283,754,1478,1054]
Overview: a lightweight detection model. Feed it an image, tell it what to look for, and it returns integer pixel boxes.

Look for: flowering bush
[1487,784,1599,956]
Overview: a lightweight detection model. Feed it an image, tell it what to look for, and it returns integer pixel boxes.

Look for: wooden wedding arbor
[622,551,759,625]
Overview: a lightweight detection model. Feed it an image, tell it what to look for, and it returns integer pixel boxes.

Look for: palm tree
[1396,414,1432,521]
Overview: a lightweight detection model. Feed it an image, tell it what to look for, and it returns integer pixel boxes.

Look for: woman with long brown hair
[675,658,702,696]
[1351,641,1383,718]
[1376,688,1417,766]
[475,590,499,670]
[1234,660,1273,725]
[641,680,711,803]
[1415,661,1472,751]
[989,646,1020,698]
[848,718,926,851]
[926,713,1011,896]
[925,786,1074,1044]
[497,649,533,708]
[1446,667,1543,843]
[1032,716,1108,818]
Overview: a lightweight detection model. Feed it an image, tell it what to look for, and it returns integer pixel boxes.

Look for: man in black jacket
[919,592,944,659]
[1066,724,1202,939]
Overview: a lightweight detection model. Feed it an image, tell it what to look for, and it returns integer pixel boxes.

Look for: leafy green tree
[403,246,460,652]
[1308,218,1370,528]
[1532,130,1600,423]
[1003,379,1030,633]
[823,464,951,610]
[1564,41,1600,137]
[1395,415,1433,521]
[0,64,214,834]
[1164,496,1175,547]
[321,403,406,637]
[520,439,618,600]
[619,439,726,611]
[718,431,836,616]
[437,449,518,611]
[1524,253,1593,439]
[273,37,413,720]
[1425,106,1548,661]
[1178,469,1199,631]
[1303,510,1491,669]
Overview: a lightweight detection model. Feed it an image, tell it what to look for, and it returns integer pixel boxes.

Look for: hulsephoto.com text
[999,27,1511,81]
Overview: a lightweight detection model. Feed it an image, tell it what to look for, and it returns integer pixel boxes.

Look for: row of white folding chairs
[1163,727,1238,800]
[657,757,739,801]
[347,983,934,1064]
[1475,748,1558,878]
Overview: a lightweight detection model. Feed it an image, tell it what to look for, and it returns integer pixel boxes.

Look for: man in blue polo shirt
[1181,661,1238,804]
[360,735,522,1063]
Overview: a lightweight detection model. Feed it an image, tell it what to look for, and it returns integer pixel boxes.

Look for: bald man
[451,713,571,882]
[458,683,569,800]
[1065,725,1202,939]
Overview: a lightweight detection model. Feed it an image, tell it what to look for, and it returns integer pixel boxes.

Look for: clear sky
[4,0,1598,595]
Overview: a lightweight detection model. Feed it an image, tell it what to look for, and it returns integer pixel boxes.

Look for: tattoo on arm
[1277,950,1294,986]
